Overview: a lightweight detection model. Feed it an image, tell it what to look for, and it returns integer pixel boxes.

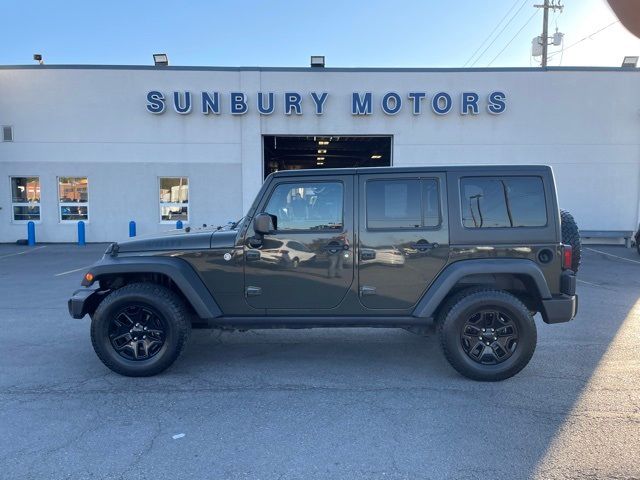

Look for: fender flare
[412,259,551,318]
[83,256,222,319]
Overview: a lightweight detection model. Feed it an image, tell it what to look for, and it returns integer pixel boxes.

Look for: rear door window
[460,176,547,228]
[366,178,440,229]
[422,179,440,227]
[366,179,421,229]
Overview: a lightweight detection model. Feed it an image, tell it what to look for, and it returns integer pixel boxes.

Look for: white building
[0,65,638,243]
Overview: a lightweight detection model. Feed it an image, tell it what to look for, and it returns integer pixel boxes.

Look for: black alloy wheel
[460,309,519,365]
[109,304,167,361]
[91,283,191,377]
[438,288,537,381]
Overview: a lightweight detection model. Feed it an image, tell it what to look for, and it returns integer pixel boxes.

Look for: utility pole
[535,0,564,67]
[541,0,550,66]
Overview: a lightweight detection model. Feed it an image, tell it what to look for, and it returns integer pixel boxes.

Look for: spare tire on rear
[560,209,581,273]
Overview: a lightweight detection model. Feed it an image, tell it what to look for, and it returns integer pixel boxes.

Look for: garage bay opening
[263,135,392,179]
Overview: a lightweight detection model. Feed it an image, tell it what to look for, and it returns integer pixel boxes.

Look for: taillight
[562,244,573,270]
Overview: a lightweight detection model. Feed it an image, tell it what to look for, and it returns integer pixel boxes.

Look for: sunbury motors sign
[145,90,507,116]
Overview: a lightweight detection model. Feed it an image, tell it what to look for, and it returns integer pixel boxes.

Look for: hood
[114,227,238,254]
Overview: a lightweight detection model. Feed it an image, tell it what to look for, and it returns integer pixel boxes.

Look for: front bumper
[68,288,104,319]
[541,294,578,324]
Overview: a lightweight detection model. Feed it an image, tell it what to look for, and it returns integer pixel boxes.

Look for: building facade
[0,65,639,243]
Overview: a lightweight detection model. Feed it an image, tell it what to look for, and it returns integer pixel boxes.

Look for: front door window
[264,182,343,231]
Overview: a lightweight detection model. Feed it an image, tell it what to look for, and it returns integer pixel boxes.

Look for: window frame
[261,179,346,234]
[57,176,90,223]
[459,175,548,230]
[10,175,42,223]
[365,177,442,232]
[158,176,190,224]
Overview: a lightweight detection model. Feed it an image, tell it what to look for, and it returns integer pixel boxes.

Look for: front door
[244,175,354,310]
[358,172,449,310]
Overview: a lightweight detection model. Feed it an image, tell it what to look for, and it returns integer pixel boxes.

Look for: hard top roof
[270,165,552,178]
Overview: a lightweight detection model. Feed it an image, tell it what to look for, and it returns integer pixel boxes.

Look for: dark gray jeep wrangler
[69,165,579,381]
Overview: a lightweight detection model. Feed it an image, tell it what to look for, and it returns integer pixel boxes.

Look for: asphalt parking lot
[0,243,639,480]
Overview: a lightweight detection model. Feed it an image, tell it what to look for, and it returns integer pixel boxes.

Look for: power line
[463,0,524,67]
[469,0,529,67]
[487,9,541,66]
[547,20,620,59]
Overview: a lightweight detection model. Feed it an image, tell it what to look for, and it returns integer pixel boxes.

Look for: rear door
[243,175,354,310]
[358,172,449,310]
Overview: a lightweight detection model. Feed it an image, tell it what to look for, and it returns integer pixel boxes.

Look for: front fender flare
[412,259,551,318]
[83,256,222,319]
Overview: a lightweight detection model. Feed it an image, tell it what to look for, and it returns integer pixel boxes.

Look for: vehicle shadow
[174,247,640,479]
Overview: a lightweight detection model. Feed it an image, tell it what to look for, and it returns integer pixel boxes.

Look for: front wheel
[438,289,537,381]
[90,283,191,377]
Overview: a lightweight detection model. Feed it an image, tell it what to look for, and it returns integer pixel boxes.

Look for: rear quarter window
[460,176,547,228]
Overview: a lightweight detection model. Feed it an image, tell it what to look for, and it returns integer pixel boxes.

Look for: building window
[366,178,440,229]
[460,176,547,228]
[58,177,89,221]
[159,177,189,222]
[264,182,343,231]
[11,177,41,222]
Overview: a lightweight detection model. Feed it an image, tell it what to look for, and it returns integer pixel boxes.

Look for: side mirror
[253,213,274,235]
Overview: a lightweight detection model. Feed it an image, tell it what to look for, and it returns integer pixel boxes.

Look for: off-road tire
[91,283,191,376]
[560,209,581,273]
[438,288,537,381]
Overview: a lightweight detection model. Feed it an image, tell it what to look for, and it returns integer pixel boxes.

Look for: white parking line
[54,265,92,277]
[0,245,47,259]
[585,247,640,265]
[577,278,602,287]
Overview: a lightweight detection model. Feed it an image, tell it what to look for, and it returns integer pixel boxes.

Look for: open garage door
[263,135,392,179]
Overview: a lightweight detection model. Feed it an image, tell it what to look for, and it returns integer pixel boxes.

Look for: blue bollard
[176,220,183,229]
[129,220,136,237]
[27,221,36,246]
[77,221,86,246]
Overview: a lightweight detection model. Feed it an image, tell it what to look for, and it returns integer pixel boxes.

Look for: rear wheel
[438,289,537,381]
[91,283,191,377]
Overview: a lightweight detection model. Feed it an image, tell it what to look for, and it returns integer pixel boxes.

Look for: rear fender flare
[412,259,551,318]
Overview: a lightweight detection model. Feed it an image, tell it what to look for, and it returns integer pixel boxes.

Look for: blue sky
[1,0,639,67]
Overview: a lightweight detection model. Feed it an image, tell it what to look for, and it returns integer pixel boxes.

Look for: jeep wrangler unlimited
[69,166,579,381]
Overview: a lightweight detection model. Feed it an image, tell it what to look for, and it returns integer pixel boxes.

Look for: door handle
[246,249,261,261]
[411,241,439,252]
[245,286,262,297]
[360,249,376,260]
[360,285,377,296]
